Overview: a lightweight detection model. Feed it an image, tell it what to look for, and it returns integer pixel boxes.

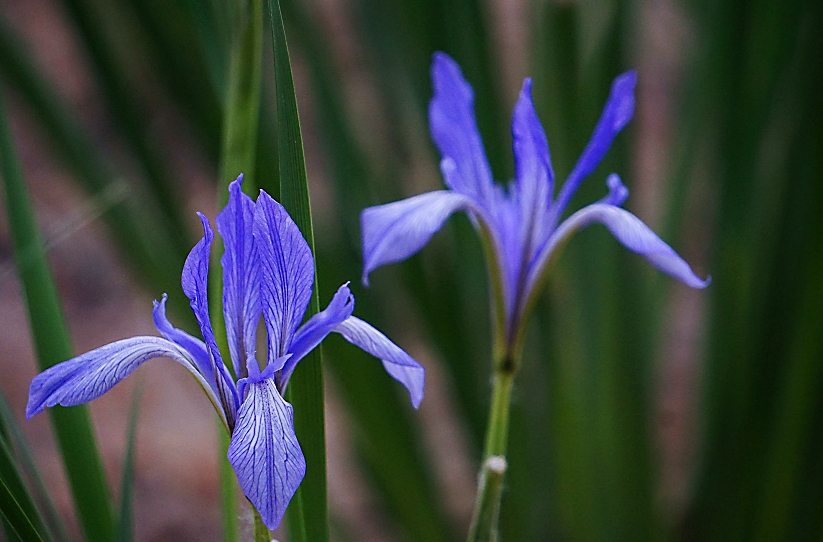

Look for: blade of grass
[0,477,46,542]
[122,0,223,158]
[276,4,457,537]
[0,15,190,323]
[116,385,142,542]
[266,1,328,539]
[684,0,822,538]
[0,392,69,542]
[0,431,53,542]
[218,0,263,190]
[183,0,233,102]
[59,0,192,257]
[0,80,115,542]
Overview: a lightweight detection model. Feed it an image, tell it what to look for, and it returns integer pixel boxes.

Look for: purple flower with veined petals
[362,53,709,350]
[26,176,425,529]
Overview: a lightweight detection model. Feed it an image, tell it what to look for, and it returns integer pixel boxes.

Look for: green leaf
[218,0,263,190]
[0,430,52,542]
[116,385,142,542]
[0,477,46,542]
[0,392,69,542]
[217,429,239,542]
[59,0,193,258]
[275,3,455,536]
[266,0,329,539]
[0,79,115,542]
[0,14,190,324]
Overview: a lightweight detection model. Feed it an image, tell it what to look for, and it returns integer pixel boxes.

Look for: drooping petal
[152,293,216,392]
[529,203,710,297]
[227,376,305,530]
[429,52,495,208]
[216,175,260,376]
[512,78,554,226]
[361,190,481,285]
[26,337,226,425]
[334,316,425,408]
[252,190,315,360]
[281,283,354,388]
[531,174,630,269]
[182,214,239,426]
[553,71,637,218]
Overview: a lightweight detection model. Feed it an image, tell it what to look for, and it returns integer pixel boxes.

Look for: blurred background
[0,0,821,540]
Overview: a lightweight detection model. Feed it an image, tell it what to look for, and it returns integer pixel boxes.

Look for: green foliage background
[0,0,821,539]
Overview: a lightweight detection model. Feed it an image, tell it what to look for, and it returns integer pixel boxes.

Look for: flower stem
[467,363,516,542]
[251,502,271,542]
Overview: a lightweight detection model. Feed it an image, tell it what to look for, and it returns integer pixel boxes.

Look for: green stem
[468,357,517,542]
[218,428,238,542]
[251,503,271,542]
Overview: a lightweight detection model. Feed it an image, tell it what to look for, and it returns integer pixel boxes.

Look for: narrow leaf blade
[265,1,329,540]
[0,81,116,542]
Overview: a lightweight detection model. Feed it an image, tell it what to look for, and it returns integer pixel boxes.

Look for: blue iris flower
[362,53,709,352]
[26,177,425,529]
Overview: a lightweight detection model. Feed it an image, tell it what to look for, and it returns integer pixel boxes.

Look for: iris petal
[530,203,711,294]
[253,190,314,361]
[281,283,355,388]
[429,52,495,209]
[26,337,225,424]
[335,316,425,408]
[228,376,305,530]
[152,293,216,392]
[216,175,261,377]
[512,78,554,227]
[182,214,239,426]
[553,71,637,218]
[361,190,480,285]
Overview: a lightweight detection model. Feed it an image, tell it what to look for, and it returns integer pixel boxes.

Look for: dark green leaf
[116,386,142,542]
[0,79,115,542]
[266,0,328,539]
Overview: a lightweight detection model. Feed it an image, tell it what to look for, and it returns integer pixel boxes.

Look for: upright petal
[228,376,305,530]
[152,293,216,391]
[334,316,425,408]
[252,190,315,360]
[553,71,637,218]
[529,203,710,297]
[361,190,481,285]
[429,52,495,208]
[512,78,554,224]
[217,176,261,376]
[281,283,355,388]
[26,337,226,425]
[182,214,240,426]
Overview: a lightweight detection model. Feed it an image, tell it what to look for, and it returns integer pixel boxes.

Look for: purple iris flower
[362,53,709,350]
[26,177,425,529]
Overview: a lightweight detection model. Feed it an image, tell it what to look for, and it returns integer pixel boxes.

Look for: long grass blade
[0,15,190,323]
[0,392,68,542]
[0,477,46,542]
[116,385,142,542]
[0,79,115,542]
[275,3,456,538]
[0,432,53,542]
[266,1,328,539]
[58,0,192,257]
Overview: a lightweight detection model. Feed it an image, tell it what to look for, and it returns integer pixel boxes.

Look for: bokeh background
[1,0,821,540]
